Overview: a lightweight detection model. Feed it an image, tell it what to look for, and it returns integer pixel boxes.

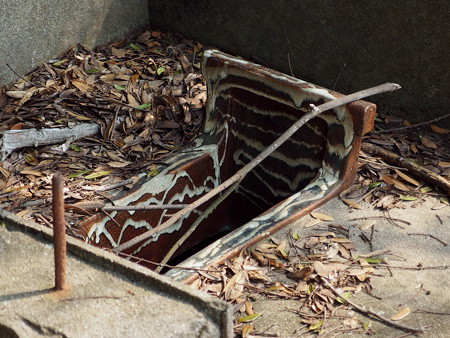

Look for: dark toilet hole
[165,98,329,268]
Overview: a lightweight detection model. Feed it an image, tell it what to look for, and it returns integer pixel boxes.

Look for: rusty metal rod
[52,172,67,290]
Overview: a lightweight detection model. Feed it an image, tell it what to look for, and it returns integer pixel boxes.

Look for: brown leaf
[430,125,450,134]
[394,169,420,187]
[72,79,92,92]
[223,271,246,301]
[359,220,377,230]
[342,198,362,209]
[421,137,437,149]
[312,261,328,277]
[287,267,314,281]
[390,307,411,321]
[310,212,333,221]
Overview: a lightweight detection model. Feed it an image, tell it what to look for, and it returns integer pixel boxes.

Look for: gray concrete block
[0,0,148,85]
[0,209,232,337]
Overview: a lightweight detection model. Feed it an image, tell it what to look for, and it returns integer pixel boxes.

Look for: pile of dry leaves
[341,111,450,211]
[0,30,206,228]
[189,227,383,337]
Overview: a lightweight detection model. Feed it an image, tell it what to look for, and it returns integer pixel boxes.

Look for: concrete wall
[0,0,148,85]
[147,0,450,126]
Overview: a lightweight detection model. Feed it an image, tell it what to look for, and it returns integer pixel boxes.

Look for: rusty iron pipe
[52,172,67,291]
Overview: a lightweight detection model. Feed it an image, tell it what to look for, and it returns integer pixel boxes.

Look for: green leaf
[69,144,81,152]
[147,169,159,177]
[291,232,300,240]
[363,322,372,330]
[55,119,65,124]
[129,43,141,51]
[374,117,384,123]
[114,84,126,91]
[420,186,432,193]
[309,320,323,331]
[307,283,315,295]
[126,61,139,66]
[156,66,166,75]
[67,170,92,179]
[85,170,111,179]
[85,68,99,73]
[52,59,68,66]
[336,292,351,304]
[136,103,152,110]
[369,182,381,189]
[0,220,6,227]
[238,313,261,323]
[440,196,449,205]
[365,257,382,264]
[399,195,418,201]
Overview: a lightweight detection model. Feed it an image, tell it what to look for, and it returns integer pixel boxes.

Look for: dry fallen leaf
[390,307,411,321]
[394,169,421,187]
[342,198,362,209]
[421,137,438,149]
[359,220,377,231]
[430,125,450,134]
[310,212,334,221]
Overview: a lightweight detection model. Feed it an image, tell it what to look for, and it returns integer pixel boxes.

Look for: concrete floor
[250,197,450,337]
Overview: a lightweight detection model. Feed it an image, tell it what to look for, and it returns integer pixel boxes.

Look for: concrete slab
[251,197,450,337]
[0,210,232,337]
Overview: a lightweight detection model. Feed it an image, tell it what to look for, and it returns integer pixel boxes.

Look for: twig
[414,308,450,316]
[372,264,448,271]
[155,181,240,272]
[117,251,223,273]
[320,277,426,333]
[81,177,135,191]
[5,63,33,85]
[66,202,188,212]
[361,142,450,194]
[373,112,450,134]
[113,83,401,254]
[407,233,448,246]
[244,283,297,299]
[349,216,411,225]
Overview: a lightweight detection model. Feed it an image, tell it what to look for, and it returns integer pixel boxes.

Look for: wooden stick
[361,142,450,194]
[320,277,425,333]
[155,181,241,272]
[113,83,400,254]
[0,123,99,160]
[373,112,450,134]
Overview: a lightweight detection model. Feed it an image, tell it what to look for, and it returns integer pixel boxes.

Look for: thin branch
[415,308,450,316]
[155,181,240,272]
[407,233,448,247]
[320,277,426,333]
[113,83,401,254]
[117,251,224,272]
[348,216,411,225]
[5,63,33,85]
[361,142,450,194]
[373,112,450,134]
